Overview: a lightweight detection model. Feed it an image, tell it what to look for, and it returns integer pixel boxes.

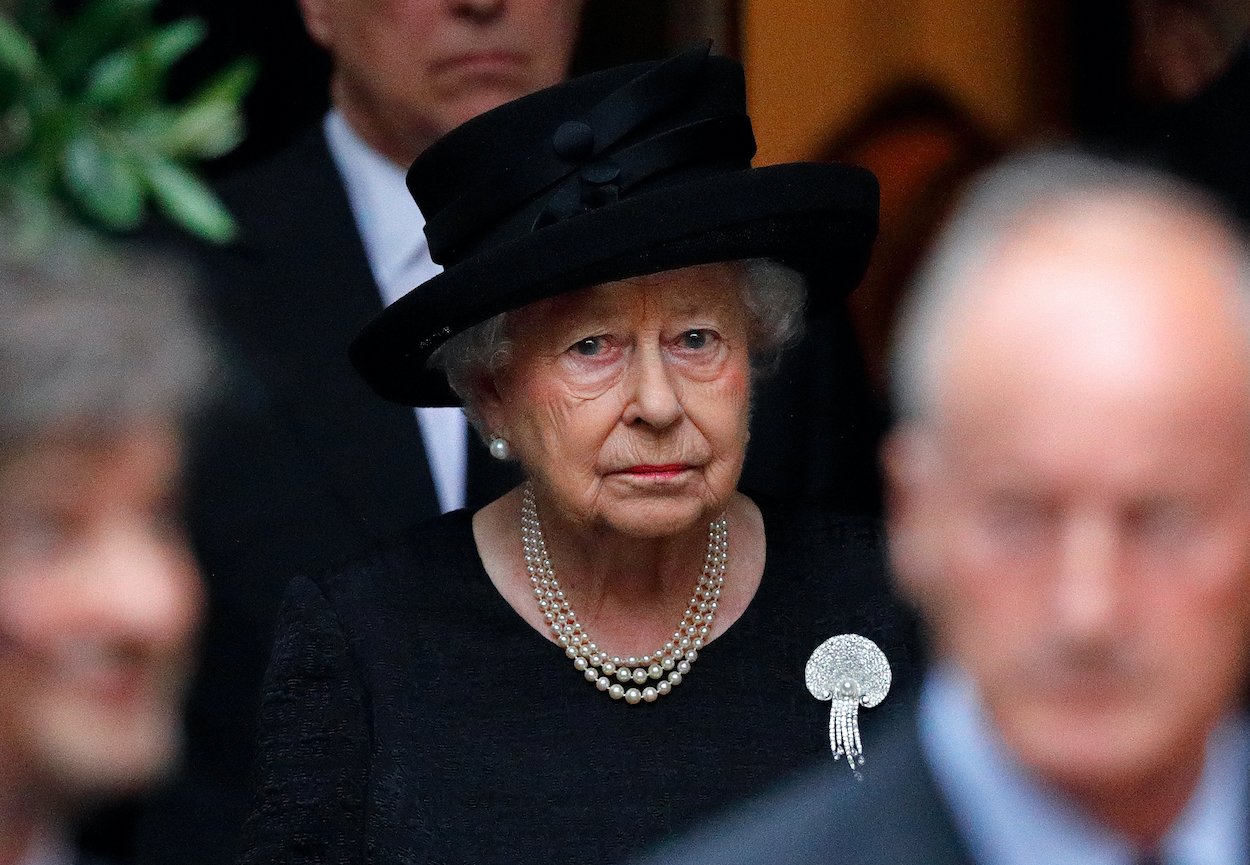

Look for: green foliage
[0,0,255,248]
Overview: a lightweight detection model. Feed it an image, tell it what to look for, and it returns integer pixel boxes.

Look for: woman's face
[483,263,752,538]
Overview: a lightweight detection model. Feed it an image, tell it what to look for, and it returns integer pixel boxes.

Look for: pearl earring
[488,435,511,460]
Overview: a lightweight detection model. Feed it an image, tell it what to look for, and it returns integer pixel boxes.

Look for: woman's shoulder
[306,508,481,616]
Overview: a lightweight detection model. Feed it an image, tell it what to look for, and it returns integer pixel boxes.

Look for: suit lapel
[859,716,977,865]
[791,711,976,865]
[221,127,443,538]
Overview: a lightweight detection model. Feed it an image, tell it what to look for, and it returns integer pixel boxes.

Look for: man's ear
[881,425,943,609]
[297,0,334,48]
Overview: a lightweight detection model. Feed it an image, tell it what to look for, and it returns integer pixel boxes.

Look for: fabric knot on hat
[552,120,595,161]
[541,120,622,227]
[417,42,760,265]
[536,156,623,228]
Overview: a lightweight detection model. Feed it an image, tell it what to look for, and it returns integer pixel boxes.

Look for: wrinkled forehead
[509,263,748,331]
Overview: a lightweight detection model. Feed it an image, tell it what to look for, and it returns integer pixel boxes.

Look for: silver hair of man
[0,237,218,459]
[889,150,1250,425]
[433,258,807,435]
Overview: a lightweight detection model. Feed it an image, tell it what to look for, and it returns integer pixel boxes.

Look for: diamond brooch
[805,634,891,778]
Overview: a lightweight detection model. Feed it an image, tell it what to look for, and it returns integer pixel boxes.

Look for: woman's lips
[618,464,690,479]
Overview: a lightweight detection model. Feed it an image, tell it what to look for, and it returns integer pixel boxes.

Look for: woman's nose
[623,345,683,429]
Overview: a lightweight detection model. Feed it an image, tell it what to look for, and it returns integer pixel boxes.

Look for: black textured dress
[239,500,915,865]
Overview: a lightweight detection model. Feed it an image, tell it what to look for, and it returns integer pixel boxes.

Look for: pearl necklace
[520,483,728,704]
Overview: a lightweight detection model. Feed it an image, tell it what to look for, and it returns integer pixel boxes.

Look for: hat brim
[350,162,878,406]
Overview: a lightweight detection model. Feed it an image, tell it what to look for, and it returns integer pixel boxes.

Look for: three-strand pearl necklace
[521,483,728,704]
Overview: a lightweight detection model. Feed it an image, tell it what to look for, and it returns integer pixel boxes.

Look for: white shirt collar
[919,665,1249,865]
[322,108,442,306]
[322,110,467,514]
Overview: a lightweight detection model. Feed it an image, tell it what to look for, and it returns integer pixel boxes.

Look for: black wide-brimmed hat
[350,44,879,406]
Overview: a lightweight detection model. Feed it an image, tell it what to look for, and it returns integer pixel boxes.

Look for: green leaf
[159,97,243,159]
[81,45,142,108]
[61,128,144,230]
[7,0,253,247]
[153,58,254,158]
[0,15,40,82]
[148,18,205,72]
[81,19,215,112]
[187,58,257,111]
[142,155,235,243]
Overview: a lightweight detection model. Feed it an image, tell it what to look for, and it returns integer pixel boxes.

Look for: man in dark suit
[643,153,1250,865]
[133,2,583,861]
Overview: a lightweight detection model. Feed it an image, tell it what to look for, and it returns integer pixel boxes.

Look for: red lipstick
[621,464,688,478]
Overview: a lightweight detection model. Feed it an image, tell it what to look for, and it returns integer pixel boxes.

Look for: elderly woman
[242,47,910,865]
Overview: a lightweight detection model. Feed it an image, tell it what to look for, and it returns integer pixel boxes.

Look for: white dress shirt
[920,665,1249,865]
[323,109,468,513]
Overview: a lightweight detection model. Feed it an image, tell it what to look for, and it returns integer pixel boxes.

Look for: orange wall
[742,1,1051,164]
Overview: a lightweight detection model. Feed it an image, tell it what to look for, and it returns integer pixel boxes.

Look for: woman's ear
[471,370,507,438]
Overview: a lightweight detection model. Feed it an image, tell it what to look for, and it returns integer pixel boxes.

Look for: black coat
[239,503,916,865]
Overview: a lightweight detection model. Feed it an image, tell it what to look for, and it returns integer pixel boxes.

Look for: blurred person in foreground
[156,1,584,858]
[640,152,1250,865]
[0,241,214,865]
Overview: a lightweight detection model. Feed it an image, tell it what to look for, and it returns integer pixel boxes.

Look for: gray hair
[889,149,1250,425]
[0,236,218,459]
[432,258,806,435]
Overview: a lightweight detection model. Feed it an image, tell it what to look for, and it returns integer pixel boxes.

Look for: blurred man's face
[888,203,1250,801]
[300,0,582,164]
[0,423,203,802]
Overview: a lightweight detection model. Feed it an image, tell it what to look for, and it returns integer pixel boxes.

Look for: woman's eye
[680,330,712,350]
[570,336,606,357]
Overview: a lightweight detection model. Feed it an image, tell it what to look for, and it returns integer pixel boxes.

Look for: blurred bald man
[641,153,1250,865]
